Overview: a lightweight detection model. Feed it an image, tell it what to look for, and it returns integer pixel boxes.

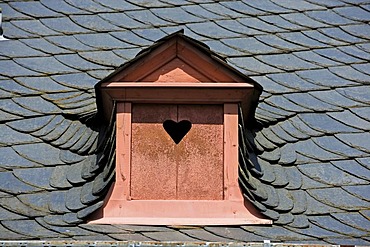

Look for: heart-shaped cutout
[163,120,192,144]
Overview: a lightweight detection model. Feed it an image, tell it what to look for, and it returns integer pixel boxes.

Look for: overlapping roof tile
[0,0,369,245]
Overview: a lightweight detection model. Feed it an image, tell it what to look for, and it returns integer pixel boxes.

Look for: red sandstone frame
[89,83,271,225]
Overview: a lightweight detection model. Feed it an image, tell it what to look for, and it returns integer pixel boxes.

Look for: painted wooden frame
[91,32,270,225]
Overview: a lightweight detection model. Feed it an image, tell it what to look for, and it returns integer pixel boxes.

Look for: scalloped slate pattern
[0,0,369,245]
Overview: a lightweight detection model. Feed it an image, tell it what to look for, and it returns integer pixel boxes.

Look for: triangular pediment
[96,31,262,123]
[99,30,259,84]
[141,57,210,83]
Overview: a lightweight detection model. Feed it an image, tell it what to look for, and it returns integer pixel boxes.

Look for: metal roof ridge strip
[0,240,346,247]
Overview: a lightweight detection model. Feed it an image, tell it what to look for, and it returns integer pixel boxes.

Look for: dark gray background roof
[0,0,369,245]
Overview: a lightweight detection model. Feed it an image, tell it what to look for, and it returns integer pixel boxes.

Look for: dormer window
[90,31,270,225]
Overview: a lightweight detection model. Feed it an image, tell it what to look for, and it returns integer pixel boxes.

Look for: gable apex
[97,30,262,86]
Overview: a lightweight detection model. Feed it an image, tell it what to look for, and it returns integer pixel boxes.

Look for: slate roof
[0,0,369,245]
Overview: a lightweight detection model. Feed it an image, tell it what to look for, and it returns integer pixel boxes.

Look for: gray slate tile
[46,35,95,52]
[220,1,267,16]
[278,32,328,49]
[0,40,46,58]
[152,7,204,24]
[142,231,197,241]
[310,215,368,237]
[9,1,63,18]
[331,66,370,83]
[260,15,303,31]
[110,31,152,47]
[55,54,106,71]
[238,17,285,33]
[334,6,370,22]
[294,139,343,161]
[13,143,65,166]
[0,147,41,168]
[332,160,370,182]
[41,17,91,35]
[50,166,73,189]
[256,34,305,51]
[243,0,292,14]
[17,193,51,213]
[14,57,78,75]
[306,9,357,25]
[252,76,296,94]
[299,113,359,134]
[0,60,41,77]
[65,187,86,211]
[341,24,370,40]
[308,187,369,210]
[1,196,49,217]
[319,27,366,44]
[200,3,246,18]
[0,80,39,96]
[216,20,265,36]
[0,125,39,146]
[228,57,283,75]
[75,33,134,50]
[65,0,113,13]
[180,228,234,242]
[0,3,29,20]
[271,0,325,11]
[126,9,174,27]
[187,22,241,39]
[20,38,72,55]
[0,171,42,194]
[182,5,222,20]
[0,224,31,240]
[15,76,72,93]
[297,68,359,88]
[328,110,370,131]
[314,47,365,64]
[337,86,370,105]
[30,115,64,137]
[302,30,347,46]
[126,0,171,8]
[298,162,367,187]
[99,13,150,30]
[268,72,327,91]
[6,115,53,133]
[11,20,60,36]
[13,96,61,114]
[222,37,280,54]
[0,99,40,117]
[336,132,370,153]
[2,22,39,39]
[332,212,370,232]
[70,15,120,32]
[285,93,340,111]
[311,89,365,109]
[293,51,341,67]
[2,219,64,238]
[257,54,320,71]
[39,0,89,15]
[52,73,98,90]
[343,184,370,202]
[13,167,55,190]
[97,0,143,11]
[48,191,70,213]
[265,95,310,113]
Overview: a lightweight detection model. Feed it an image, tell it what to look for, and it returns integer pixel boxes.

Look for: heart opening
[163,120,192,144]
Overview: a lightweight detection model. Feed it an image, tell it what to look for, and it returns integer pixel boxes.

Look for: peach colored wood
[176,38,244,83]
[109,38,177,82]
[141,57,211,82]
[176,105,224,200]
[101,82,253,88]
[130,104,178,200]
[108,103,131,201]
[224,104,243,201]
[90,200,271,225]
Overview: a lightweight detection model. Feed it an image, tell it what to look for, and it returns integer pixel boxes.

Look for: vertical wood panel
[177,105,224,200]
[224,104,242,201]
[130,104,177,200]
